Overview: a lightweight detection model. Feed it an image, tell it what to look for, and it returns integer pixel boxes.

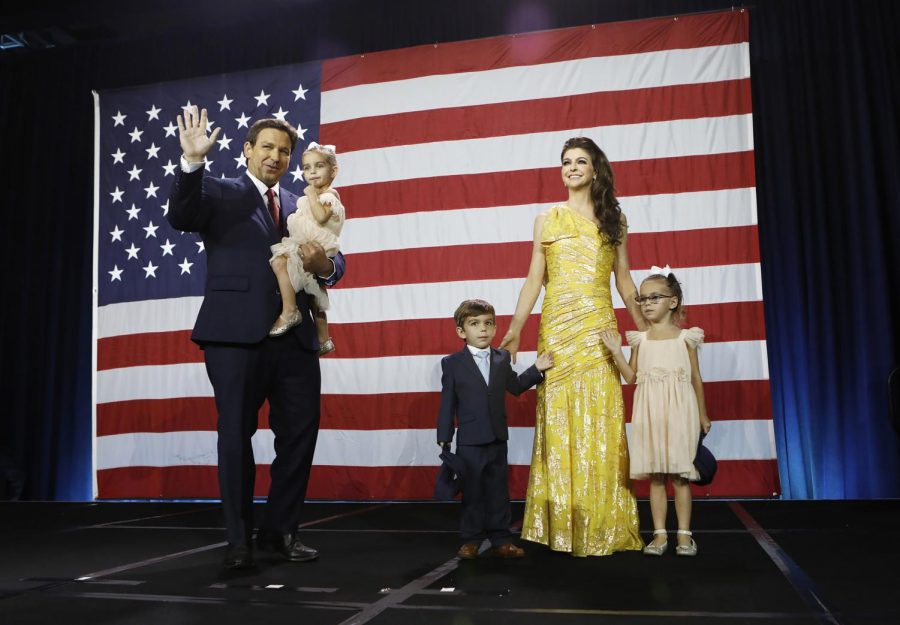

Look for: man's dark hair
[246,118,299,152]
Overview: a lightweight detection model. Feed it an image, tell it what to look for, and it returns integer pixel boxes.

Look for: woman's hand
[499,331,521,364]
[700,414,712,434]
[599,329,623,353]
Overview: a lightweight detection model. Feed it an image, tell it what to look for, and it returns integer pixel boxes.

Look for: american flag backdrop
[93,10,779,499]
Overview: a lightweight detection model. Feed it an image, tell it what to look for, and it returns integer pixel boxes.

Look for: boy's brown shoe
[492,543,525,558]
[457,543,479,559]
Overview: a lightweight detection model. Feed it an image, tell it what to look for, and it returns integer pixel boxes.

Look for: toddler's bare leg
[313,303,334,354]
[269,255,301,335]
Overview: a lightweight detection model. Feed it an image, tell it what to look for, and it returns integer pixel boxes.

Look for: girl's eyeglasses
[635,293,674,305]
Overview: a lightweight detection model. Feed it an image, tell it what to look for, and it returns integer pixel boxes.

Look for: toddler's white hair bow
[649,264,673,276]
[307,141,337,155]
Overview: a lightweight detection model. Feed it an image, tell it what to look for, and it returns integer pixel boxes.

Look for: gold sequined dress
[520,206,643,556]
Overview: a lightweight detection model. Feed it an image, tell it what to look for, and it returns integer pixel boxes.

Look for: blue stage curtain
[752,1,900,497]
[1,0,898,499]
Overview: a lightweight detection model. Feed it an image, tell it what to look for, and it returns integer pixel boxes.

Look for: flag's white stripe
[329,263,763,324]
[338,115,753,186]
[321,43,750,124]
[96,339,767,404]
[99,296,203,339]
[95,418,774,471]
[96,263,764,338]
[342,188,757,254]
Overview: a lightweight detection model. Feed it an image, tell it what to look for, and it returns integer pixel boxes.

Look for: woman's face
[561,148,594,190]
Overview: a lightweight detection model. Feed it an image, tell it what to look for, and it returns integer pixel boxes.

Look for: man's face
[244,128,292,186]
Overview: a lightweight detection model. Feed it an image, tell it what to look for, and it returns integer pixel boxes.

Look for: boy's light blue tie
[474,351,490,384]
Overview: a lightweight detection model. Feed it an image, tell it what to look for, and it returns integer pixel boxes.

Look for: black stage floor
[0,500,895,624]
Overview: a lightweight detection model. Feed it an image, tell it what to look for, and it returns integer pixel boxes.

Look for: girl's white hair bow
[649,264,673,276]
[306,141,336,156]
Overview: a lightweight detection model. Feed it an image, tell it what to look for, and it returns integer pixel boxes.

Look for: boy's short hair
[454,299,495,328]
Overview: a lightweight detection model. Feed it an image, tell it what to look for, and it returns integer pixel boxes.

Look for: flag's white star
[126,203,141,220]
[160,239,175,256]
[292,83,308,101]
[272,107,289,122]
[161,199,170,216]
[112,111,127,126]
[144,181,159,198]
[145,143,161,159]
[182,100,194,114]
[207,119,215,131]
[254,89,271,107]
[234,154,247,168]
[109,225,124,242]
[218,94,233,111]
[110,187,124,203]
[296,124,307,140]
[108,265,123,282]
[235,112,251,128]
[143,261,158,278]
[216,134,232,151]
[146,104,162,121]
[203,159,214,172]
[127,165,142,181]
[196,240,205,253]
[129,126,143,143]
[143,221,159,238]
[162,159,177,176]
[290,164,304,183]
[125,243,141,259]
[163,121,178,137]
[178,258,194,274]
[111,148,126,164]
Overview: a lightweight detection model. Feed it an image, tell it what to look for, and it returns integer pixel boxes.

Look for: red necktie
[266,188,280,229]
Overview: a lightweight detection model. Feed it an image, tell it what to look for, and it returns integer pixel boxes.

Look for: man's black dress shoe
[257,531,318,562]
[223,543,254,570]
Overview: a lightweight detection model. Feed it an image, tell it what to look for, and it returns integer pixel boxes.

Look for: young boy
[437,299,553,559]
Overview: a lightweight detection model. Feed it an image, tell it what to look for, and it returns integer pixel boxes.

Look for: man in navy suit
[437,299,553,559]
[167,108,345,569]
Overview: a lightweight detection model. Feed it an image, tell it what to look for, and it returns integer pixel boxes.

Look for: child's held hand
[535,351,554,372]
[599,329,623,352]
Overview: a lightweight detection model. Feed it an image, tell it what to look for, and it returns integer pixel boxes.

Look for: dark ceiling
[1,0,319,52]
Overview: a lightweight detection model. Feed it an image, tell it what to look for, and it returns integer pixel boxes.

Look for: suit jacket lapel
[488,348,503,387]
[461,347,488,387]
[235,175,278,240]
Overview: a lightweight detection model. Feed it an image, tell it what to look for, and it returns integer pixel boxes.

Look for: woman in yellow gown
[500,137,646,556]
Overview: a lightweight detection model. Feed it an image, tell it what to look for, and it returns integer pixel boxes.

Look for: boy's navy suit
[437,346,543,546]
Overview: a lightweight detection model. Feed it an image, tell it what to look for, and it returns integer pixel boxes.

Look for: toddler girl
[600,267,711,556]
[269,142,345,355]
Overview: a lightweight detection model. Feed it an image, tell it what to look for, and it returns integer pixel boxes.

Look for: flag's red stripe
[97,330,200,371]
[329,302,767,357]
[96,300,764,371]
[341,152,756,219]
[338,226,760,289]
[322,79,751,152]
[322,12,748,90]
[96,458,778,500]
[95,379,771,436]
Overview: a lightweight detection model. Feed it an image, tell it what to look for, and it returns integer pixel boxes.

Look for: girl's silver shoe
[675,530,698,556]
[269,310,302,337]
[642,530,668,556]
[319,337,335,356]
